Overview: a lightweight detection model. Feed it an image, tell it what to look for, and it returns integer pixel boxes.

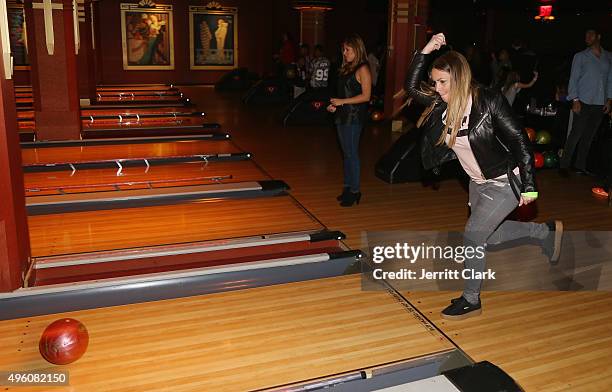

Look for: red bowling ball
[39,318,89,365]
[534,152,544,169]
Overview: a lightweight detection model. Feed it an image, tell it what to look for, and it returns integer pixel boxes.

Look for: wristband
[521,192,538,199]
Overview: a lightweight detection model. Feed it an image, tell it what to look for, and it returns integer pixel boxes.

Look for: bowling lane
[29,195,322,257]
[15,85,177,93]
[81,106,195,116]
[25,161,268,196]
[80,115,205,129]
[95,91,180,97]
[96,85,175,92]
[22,140,242,166]
[0,275,455,392]
[17,107,196,119]
[96,95,184,103]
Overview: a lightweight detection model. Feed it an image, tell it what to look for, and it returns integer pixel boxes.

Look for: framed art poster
[120,2,174,70]
[189,4,237,70]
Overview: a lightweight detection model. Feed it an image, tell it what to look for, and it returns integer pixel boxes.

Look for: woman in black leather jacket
[405,33,564,320]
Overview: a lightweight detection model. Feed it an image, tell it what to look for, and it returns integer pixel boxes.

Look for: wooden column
[299,9,327,46]
[0,0,31,292]
[76,0,96,104]
[292,1,334,46]
[384,0,429,119]
[24,0,81,140]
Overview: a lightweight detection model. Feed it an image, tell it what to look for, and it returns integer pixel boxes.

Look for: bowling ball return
[283,88,333,126]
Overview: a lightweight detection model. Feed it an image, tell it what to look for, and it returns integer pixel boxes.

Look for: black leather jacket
[405,52,536,195]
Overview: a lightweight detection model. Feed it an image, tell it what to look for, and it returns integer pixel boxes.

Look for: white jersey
[310,57,330,88]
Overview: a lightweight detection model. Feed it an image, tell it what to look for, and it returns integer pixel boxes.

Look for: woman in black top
[327,34,372,207]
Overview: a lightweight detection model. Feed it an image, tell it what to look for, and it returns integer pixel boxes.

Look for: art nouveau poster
[121,2,174,70]
[189,4,237,70]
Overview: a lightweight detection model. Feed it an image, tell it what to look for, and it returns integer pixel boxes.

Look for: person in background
[297,43,312,82]
[490,49,512,90]
[501,70,538,107]
[274,32,297,77]
[327,34,372,207]
[310,44,331,89]
[560,28,612,175]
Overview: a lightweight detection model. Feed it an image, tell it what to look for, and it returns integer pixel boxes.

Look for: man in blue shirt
[561,28,612,174]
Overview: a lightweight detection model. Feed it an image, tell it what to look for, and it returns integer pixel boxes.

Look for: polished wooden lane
[96,95,184,103]
[17,107,197,119]
[405,290,612,392]
[16,91,181,98]
[17,118,207,134]
[80,106,195,116]
[15,96,186,104]
[14,92,188,100]
[29,196,322,257]
[0,275,455,391]
[22,140,242,166]
[95,91,180,97]
[96,85,176,91]
[15,85,177,93]
[24,161,267,196]
[175,86,612,391]
[80,115,206,129]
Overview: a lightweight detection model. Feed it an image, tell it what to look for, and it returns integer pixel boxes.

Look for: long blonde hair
[339,34,368,76]
[431,51,476,147]
[398,50,478,147]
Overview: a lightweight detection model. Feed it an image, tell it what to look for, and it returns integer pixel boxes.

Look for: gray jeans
[462,179,550,304]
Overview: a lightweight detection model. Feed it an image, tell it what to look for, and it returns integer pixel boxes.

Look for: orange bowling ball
[525,127,536,143]
[39,318,89,365]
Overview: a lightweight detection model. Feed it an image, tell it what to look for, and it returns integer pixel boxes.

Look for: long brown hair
[339,34,368,76]
[431,51,477,147]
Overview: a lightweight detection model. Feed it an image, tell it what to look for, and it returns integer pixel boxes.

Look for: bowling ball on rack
[525,127,536,143]
[536,130,552,144]
[285,68,297,80]
[534,152,544,169]
[543,151,559,168]
[39,318,89,365]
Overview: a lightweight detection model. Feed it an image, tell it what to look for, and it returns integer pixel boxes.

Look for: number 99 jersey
[310,57,331,88]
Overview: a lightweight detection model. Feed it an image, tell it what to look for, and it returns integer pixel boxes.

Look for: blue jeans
[336,124,363,193]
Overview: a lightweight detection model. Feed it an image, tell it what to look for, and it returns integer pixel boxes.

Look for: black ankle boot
[336,187,350,201]
[340,192,361,207]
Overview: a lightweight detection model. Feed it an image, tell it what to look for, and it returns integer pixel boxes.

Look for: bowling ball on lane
[39,318,89,365]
